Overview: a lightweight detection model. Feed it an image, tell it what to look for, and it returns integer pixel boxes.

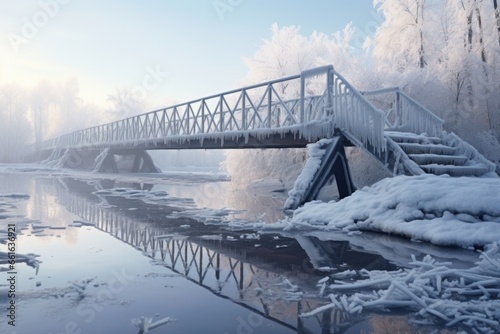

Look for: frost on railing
[41,65,389,155]
[443,132,498,173]
[42,68,332,150]
[399,93,444,137]
[332,73,386,153]
[362,87,444,137]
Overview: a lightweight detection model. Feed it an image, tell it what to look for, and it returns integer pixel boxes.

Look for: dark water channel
[0,168,479,334]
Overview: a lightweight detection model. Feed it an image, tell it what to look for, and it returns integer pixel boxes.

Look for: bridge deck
[89,131,313,151]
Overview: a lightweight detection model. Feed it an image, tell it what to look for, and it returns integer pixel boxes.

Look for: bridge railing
[361,87,444,137]
[42,67,332,151]
[42,65,388,154]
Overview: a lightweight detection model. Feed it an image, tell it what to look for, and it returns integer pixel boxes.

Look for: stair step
[409,154,469,166]
[385,131,442,144]
[421,164,489,177]
[398,143,457,155]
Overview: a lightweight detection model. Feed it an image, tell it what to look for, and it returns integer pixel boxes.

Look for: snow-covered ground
[261,173,500,332]
[271,174,500,249]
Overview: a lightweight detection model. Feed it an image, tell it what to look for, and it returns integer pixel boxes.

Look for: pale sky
[0,0,380,109]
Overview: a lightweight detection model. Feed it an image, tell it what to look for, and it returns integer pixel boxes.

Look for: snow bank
[274,174,500,248]
[301,243,500,333]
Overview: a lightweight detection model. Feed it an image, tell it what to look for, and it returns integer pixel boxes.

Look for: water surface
[0,166,479,333]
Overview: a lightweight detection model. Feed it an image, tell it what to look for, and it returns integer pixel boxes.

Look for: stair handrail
[329,69,387,153]
[443,132,498,174]
[362,87,444,137]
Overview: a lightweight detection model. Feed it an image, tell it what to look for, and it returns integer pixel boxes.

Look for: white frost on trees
[0,85,32,162]
[372,0,500,164]
[223,23,369,187]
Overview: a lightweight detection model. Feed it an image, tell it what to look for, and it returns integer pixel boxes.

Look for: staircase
[285,81,497,210]
[357,86,498,179]
[385,131,493,177]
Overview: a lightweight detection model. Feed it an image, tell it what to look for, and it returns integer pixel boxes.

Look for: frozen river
[0,165,482,333]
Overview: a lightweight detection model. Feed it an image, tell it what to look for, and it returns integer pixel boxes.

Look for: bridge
[39,65,498,209]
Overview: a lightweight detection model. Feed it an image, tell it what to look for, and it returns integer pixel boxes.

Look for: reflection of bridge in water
[51,177,397,333]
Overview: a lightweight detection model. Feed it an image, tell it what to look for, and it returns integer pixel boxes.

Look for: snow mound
[276,174,500,248]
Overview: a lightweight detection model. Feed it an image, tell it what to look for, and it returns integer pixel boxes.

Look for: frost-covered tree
[463,0,487,62]
[58,78,83,133]
[373,0,499,135]
[106,88,146,122]
[0,85,32,162]
[370,0,500,169]
[55,79,101,135]
[1,78,146,162]
[31,81,55,157]
[373,0,428,72]
[440,0,499,133]
[30,79,102,156]
[223,24,384,188]
[243,24,312,85]
[495,0,500,46]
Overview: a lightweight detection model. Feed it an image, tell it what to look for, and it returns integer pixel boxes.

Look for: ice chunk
[131,316,175,332]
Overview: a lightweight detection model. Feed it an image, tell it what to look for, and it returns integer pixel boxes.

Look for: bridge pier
[95,149,161,173]
[55,148,101,169]
[285,136,356,210]
[47,148,160,173]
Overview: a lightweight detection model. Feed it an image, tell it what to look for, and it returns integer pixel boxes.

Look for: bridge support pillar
[96,149,161,173]
[45,147,161,173]
[285,136,355,210]
[57,148,101,169]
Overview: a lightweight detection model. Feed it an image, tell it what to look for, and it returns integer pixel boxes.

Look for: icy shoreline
[265,174,500,331]
[303,243,500,333]
[268,174,500,249]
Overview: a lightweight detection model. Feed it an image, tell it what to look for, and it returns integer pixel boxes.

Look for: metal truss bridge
[40,65,498,209]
